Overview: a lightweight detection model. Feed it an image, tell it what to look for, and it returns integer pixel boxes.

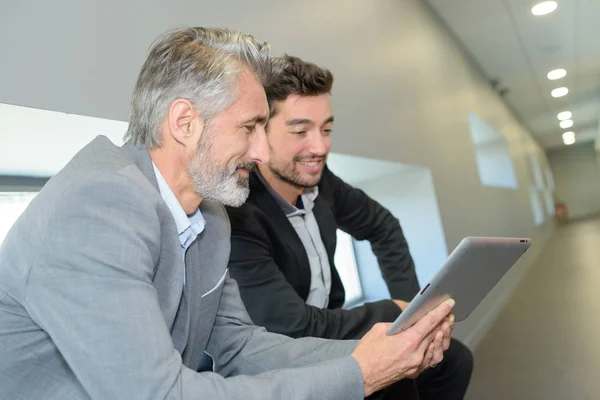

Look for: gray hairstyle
[124,27,281,148]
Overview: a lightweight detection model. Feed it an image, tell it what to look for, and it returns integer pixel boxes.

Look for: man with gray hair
[0,27,454,399]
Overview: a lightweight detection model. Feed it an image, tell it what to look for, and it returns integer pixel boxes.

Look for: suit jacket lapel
[120,140,189,352]
[184,200,230,368]
[249,171,313,287]
[250,172,306,253]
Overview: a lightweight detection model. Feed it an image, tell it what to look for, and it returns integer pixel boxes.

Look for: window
[529,187,545,226]
[334,230,363,304]
[327,153,448,304]
[529,154,545,190]
[543,167,556,216]
[468,112,518,189]
[0,193,37,244]
[527,154,557,220]
[545,167,555,191]
[543,190,555,217]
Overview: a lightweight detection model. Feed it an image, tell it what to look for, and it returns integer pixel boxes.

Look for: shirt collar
[152,163,205,249]
[256,169,319,217]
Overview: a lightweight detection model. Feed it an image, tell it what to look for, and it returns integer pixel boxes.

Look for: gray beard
[190,162,250,207]
[188,129,252,207]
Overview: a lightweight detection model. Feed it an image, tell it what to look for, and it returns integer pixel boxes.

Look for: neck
[258,164,304,205]
[150,147,203,215]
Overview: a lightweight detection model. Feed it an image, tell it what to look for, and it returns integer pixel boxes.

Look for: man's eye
[245,125,257,133]
[323,129,333,135]
[293,131,306,135]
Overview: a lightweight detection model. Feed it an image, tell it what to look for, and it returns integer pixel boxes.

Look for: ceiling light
[563,136,576,145]
[562,131,575,145]
[551,87,569,98]
[547,68,567,80]
[557,111,572,120]
[562,131,575,140]
[559,119,574,129]
[532,1,558,16]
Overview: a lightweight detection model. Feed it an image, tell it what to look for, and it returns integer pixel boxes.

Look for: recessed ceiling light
[551,87,569,98]
[547,68,567,80]
[557,111,572,120]
[559,119,574,129]
[562,131,575,140]
[563,133,576,145]
[532,1,558,16]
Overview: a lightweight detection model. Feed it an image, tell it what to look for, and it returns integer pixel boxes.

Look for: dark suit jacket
[226,166,421,340]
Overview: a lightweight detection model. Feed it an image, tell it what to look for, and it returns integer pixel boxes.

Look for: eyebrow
[286,118,313,127]
[241,114,268,126]
[286,116,335,127]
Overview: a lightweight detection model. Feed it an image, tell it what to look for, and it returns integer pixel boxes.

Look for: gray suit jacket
[0,136,363,400]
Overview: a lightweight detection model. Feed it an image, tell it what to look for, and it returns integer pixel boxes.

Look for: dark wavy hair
[265,55,333,117]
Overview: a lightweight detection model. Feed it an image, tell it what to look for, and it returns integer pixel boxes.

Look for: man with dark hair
[226,55,473,399]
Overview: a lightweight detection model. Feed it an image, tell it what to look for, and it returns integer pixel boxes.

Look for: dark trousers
[368,338,474,400]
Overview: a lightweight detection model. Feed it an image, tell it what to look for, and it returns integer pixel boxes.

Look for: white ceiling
[426,0,600,149]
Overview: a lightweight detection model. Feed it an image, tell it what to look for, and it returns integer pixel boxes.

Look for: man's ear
[167,99,204,147]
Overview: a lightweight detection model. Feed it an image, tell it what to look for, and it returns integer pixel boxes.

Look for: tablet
[386,237,531,336]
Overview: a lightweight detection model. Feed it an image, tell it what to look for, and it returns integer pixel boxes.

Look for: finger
[415,329,435,360]
[443,331,451,351]
[422,341,435,369]
[444,314,455,350]
[378,322,393,333]
[448,313,455,331]
[443,337,451,352]
[411,299,455,340]
[442,320,451,342]
[431,329,445,366]
[443,323,452,350]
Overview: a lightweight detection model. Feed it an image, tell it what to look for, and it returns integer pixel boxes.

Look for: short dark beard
[268,160,321,189]
[270,165,314,189]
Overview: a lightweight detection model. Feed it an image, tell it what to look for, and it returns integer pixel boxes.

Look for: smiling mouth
[298,160,321,166]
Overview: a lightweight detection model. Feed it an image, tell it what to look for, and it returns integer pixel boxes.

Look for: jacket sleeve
[204,274,364,399]
[25,172,363,400]
[227,204,402,340]
[323,167,421,300]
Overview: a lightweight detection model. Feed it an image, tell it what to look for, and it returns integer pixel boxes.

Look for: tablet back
[386,237,531,336]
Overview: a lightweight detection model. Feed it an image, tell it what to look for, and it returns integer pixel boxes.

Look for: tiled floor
[465,217,600,400]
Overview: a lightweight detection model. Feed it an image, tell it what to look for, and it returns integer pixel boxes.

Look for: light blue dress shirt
[152,163,205,284]
[256,170,332,308]
[153,163,216,370]
[152,164,214,370]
